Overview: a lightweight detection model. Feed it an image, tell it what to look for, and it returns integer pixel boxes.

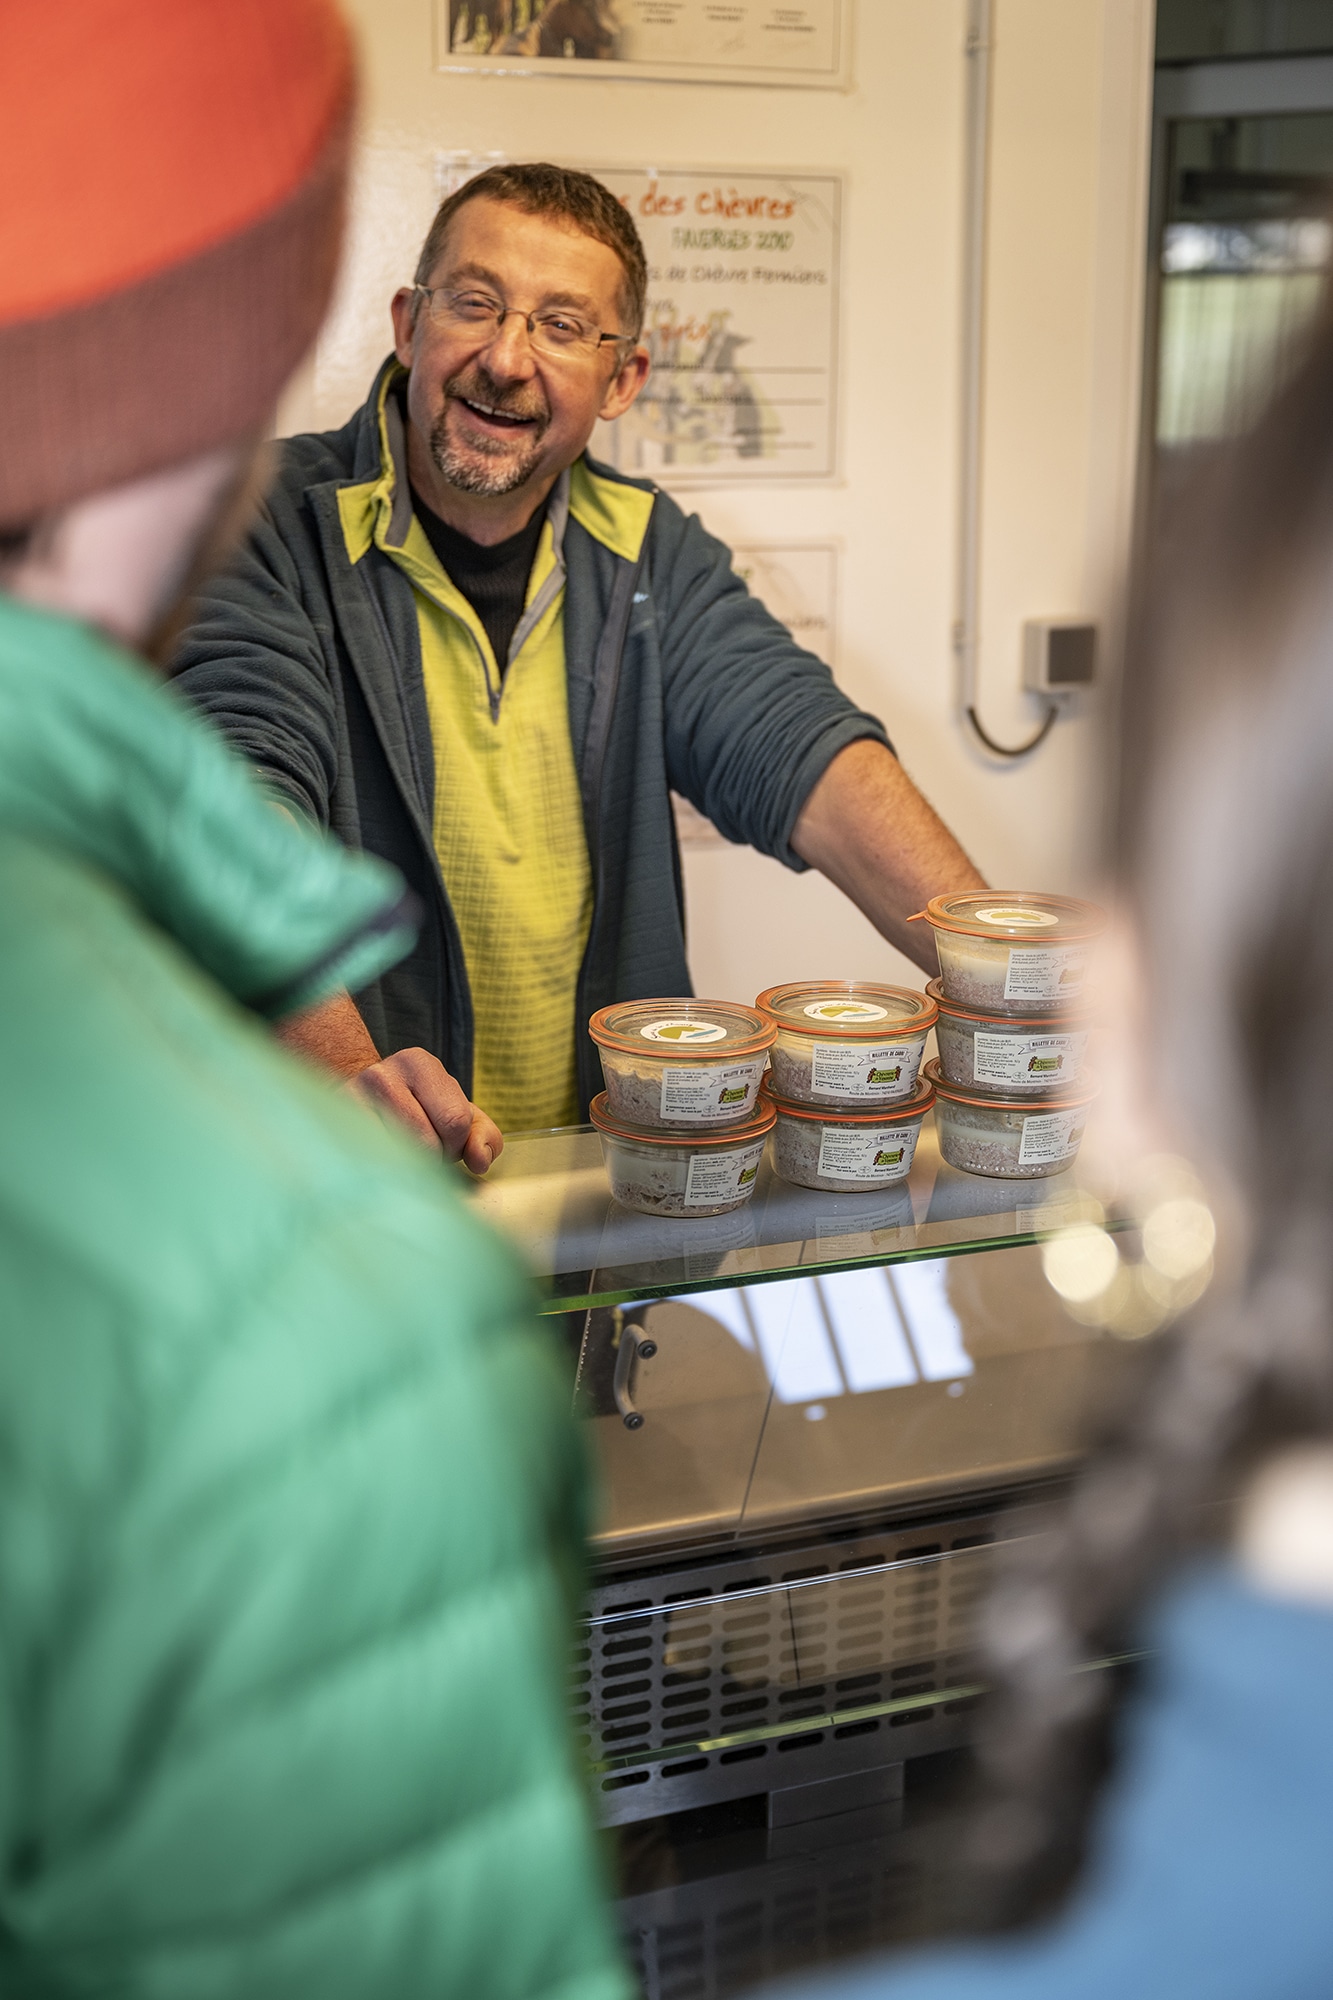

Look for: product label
[809,1040,924,1100]
[972,1028,1088,1090]
[1002,945,1088,1004]
[1015,1193,1079,1235]
[660,1059,765,1122]
[684,1141,765,1206]
[815,1122,921,1183]
[1016,1108,1087,1167]
[801,998,890,1023]
[640,1017,728,1044]
[976,905,1059,929]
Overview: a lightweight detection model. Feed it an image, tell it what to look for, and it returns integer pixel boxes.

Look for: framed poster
[436,1,851,89]
[592,168,840,486]
[674,541,838,845]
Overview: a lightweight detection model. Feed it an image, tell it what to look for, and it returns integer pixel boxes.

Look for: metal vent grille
[577,1511,1001,1824]
[620,1823,938,1999]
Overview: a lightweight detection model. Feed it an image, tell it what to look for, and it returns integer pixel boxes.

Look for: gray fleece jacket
[171,359,890,1112]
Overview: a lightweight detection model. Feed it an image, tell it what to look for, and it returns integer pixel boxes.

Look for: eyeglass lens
[427,290,605,354]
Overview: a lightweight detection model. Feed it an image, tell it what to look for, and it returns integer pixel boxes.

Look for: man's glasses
[412,285,635,360]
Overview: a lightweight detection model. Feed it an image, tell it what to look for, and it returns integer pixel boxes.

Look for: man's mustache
[444,366,550,430]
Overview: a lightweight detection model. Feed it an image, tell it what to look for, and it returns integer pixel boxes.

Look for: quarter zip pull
[474,630,503,724]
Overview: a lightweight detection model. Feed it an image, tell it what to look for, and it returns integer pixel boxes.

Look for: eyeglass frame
[410,283,638,360]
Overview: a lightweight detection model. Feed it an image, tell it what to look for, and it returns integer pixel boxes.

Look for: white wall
[284,0,1155,1003]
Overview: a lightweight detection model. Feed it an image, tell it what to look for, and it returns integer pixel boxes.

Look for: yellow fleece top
[335,373,651,1132]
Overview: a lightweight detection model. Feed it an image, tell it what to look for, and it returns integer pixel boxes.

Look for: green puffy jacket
[0,593,629,2000]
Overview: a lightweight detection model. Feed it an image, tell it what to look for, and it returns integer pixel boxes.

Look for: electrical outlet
[1023,619,1097,699]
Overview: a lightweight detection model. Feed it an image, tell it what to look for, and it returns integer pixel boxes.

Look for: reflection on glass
[577,1246,1110,1560]
[1157,0,1333,63]
[648,1264,975,1409]
[746,1278,844,1404]
[579,1547,994,1777]
[1156,112,1333,450]
[469,1122,1098,1311]
[890,1262,975,1382]
[822,1268,918,1392]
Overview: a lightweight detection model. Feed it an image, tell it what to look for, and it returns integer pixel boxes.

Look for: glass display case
[471,1121,1124,1830]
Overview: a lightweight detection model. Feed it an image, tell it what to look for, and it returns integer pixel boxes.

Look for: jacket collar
[336,357,655,572]
[0,591,414,1014]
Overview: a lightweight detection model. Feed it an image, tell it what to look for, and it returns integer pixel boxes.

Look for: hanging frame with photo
[436,1,852,91]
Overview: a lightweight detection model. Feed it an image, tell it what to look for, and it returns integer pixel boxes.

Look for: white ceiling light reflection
[887,1262,975,1382]
[745,1277,844,1404]
[684,1285,754,1350]
[820,1268,917,1391]
[666,1257,974,1403]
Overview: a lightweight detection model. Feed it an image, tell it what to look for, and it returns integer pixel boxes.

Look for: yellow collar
[336,365,654,569]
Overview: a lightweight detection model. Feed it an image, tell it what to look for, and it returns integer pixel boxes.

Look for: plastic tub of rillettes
[767,1077,934,1192]
[925,1059,1095,1180]
[589,998,775,1130]
[755,980,937,1110]
[590,1092,775,1216]
[912,893,1105,1015]
[926,978,1090,1096]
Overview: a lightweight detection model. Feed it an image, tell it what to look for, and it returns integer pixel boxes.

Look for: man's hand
[348,1047,502,1174]
[274,990,503,1174]
[792,738,988,974]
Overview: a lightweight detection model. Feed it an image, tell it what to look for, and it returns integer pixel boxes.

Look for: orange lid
[590,1091,776,1147]
[589,998,775,1060]
[923,1057,1097,1111]
[925,977,1090,1028]
[909,892,1105,944]
[756,980,937,1038]
[762,1077,935,1124]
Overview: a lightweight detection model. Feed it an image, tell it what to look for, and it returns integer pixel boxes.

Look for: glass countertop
[574,1246,1110,1558]
[466,1119,1092,1312]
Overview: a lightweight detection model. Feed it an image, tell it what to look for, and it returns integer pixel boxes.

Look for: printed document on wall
[437,3,851,89]
[592,168,840,486]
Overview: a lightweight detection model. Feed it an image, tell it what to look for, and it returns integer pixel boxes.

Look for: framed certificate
[436,1,852,90]
[591,168,841,486]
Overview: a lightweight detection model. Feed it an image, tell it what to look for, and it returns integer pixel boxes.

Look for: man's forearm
[275,989,382,1077]
[791,739,987,973]
[273,989,503,1172]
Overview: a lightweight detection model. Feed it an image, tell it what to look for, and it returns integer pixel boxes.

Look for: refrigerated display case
[472,1119,1123,1832]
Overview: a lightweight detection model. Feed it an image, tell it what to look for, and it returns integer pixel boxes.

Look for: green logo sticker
[867,1065,902,1085]
[1027,1055,1062,1074]
[738,1163,759,1187]
[719,1085,747,1105]
[874,1147,905,1168]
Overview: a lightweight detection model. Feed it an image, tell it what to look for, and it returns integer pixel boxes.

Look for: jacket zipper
[358,560,473,1080]
[573,552,646,1110]
[477,631,502,723]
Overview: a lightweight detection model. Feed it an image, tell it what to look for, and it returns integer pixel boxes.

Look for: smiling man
[173,162,984,1157]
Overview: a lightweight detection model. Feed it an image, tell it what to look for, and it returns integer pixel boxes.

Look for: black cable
[965,701,1060,759]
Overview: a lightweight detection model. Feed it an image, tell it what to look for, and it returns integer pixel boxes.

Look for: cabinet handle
[613,1325,657,1429]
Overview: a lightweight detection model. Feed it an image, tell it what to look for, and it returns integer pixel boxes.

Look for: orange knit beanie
[0,0,355,530]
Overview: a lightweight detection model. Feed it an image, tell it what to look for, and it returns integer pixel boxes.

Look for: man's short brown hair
[414,162,647,339]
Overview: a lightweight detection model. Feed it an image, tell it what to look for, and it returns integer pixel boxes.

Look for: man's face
[392,198,649,502]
